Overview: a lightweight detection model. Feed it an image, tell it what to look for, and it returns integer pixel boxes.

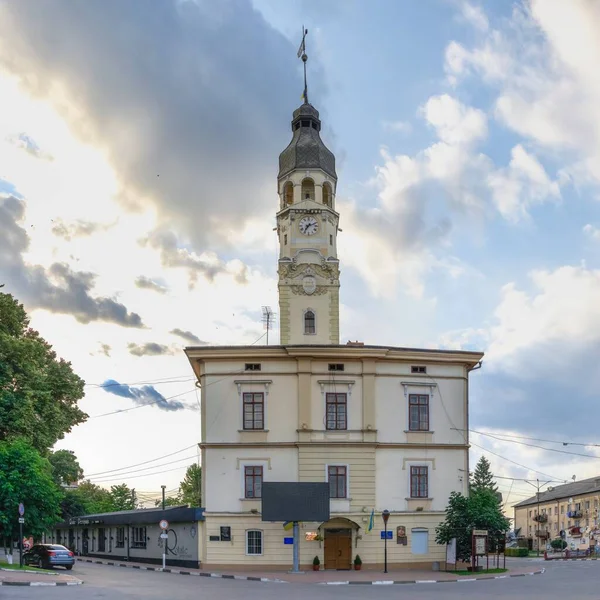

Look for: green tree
[154,494,183,508]
[0,439,62,553]
[471,457,499,494]
[435,489,510,563]
[72,481,114,514]
[180,464,201,507]
[109,484,137,511]
[59,491,89,521]
[49,450,84,486]
[0,293,87,453]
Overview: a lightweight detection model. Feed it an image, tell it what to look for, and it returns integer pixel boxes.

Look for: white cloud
[488,144,561,221]
[422,94,487,146]
[460,2,489,32]
[446,0,600,189]
[583,224,600,241]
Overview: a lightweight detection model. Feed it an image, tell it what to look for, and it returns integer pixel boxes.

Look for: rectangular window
[244,363,261,371]
[411,366,427,374]
[243,392,264,430]
[554,507,558,515]
[244,466,263,499]
[328,363,345,371]
[284,234,288,245]
[329,234,333,245]
[131,527,147,549]
[328,466,347,499]
[408,394,429,431]
[326,393,347,430]
[246,530,263,555]
[586,501,590,510]
[410,466,428,498]
[561,506,564,514]
[116,527,125,549]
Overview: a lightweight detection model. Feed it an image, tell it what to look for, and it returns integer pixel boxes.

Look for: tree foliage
[0,293,87,453]
[109,484,137,511]
[435,489,511,563]
[59,481,138,519]
[0,439,62,548]
[49,450,84,486]
[180,464,201,507]
[471,457,499,494]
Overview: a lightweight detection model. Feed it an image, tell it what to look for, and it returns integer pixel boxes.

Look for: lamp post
[382,510,390,573]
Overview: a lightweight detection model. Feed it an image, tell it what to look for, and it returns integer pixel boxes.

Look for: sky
[1,0,600,509]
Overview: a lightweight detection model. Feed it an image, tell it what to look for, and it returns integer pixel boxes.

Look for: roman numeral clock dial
[299,216,318,236]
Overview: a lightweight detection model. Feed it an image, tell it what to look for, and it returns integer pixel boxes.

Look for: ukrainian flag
[366,509,374,534]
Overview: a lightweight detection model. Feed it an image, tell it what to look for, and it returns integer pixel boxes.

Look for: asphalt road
[3,559,600,599]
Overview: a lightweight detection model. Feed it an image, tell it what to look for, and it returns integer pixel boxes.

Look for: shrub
[505,547,529,557]
[313,556,320,566]
[550,538,567,550]
[354,554,362,565]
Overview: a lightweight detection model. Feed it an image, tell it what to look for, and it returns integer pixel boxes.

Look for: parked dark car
[23,544,75,570]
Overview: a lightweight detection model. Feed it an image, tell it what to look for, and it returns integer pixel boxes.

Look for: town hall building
[184,61,483,570]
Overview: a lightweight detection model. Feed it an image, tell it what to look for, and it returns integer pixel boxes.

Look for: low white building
[185,81,483,570]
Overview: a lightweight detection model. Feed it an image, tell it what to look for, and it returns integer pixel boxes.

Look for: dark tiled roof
[55,506,204,528]
[514,476,600,508]
[278,102,337,180]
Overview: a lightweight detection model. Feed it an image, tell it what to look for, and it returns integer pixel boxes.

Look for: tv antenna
[262,306,276,345]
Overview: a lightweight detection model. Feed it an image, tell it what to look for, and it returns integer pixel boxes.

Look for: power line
[86,376,194,388]
[85,444,197,477]
[89,455,198,483]
[469,439,564,482]
[467,429,600,460]
[88,464,190,483]
[465,429,600,449]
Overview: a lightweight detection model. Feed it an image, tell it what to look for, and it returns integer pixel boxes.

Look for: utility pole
[161,485,166,510]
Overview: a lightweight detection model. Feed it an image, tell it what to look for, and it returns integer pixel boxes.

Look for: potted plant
[312,556,320,571]
[353,555,362,571]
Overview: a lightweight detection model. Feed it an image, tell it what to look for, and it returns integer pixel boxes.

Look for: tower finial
[297,26,309,104]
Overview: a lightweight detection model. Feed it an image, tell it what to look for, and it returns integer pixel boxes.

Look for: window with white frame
[131,526,146,549]
[246,530,263,555]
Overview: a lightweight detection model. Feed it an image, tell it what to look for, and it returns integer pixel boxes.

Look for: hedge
[505,548,529,557]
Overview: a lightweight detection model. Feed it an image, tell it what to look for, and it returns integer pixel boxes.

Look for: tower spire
[297,26,309,104]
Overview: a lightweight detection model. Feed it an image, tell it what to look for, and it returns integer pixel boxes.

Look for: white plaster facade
[185,345,483,569]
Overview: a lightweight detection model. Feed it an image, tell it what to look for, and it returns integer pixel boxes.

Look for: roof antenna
[262,306,275,345]
[297,26,309,104]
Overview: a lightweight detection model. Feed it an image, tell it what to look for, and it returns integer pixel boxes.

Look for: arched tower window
[301,178,315,201]
[323,182,332,207]
[284,182,294,206]
[304,309,316,335]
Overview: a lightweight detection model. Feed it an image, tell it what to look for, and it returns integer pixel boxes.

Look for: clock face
[299,216,318,236]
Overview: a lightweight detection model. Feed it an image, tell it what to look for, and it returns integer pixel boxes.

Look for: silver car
[23,544,75,570]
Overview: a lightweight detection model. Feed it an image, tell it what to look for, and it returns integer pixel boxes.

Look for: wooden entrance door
[324,529,352,570]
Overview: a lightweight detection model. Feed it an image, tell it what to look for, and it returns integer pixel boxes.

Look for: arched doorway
[320,517,360,570]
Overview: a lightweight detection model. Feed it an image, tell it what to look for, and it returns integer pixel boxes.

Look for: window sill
[238,430,270,433]
[240,498,262,501]
[404,430,434,434]
[406,497,433,501]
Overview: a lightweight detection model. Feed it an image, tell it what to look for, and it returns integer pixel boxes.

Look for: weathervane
[297,26,309,104]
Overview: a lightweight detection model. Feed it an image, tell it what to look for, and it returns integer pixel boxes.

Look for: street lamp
[382,510,390,573]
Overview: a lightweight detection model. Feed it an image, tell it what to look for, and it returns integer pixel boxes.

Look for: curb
[320,568,545,585]
[76,558,544,585]
[0,580,82,587]
[77,559,287,583]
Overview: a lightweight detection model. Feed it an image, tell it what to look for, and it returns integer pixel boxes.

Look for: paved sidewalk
[0,568,82,586]
[77,556,545,585]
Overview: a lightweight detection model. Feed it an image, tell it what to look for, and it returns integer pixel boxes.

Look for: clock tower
[276,100,340,345]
